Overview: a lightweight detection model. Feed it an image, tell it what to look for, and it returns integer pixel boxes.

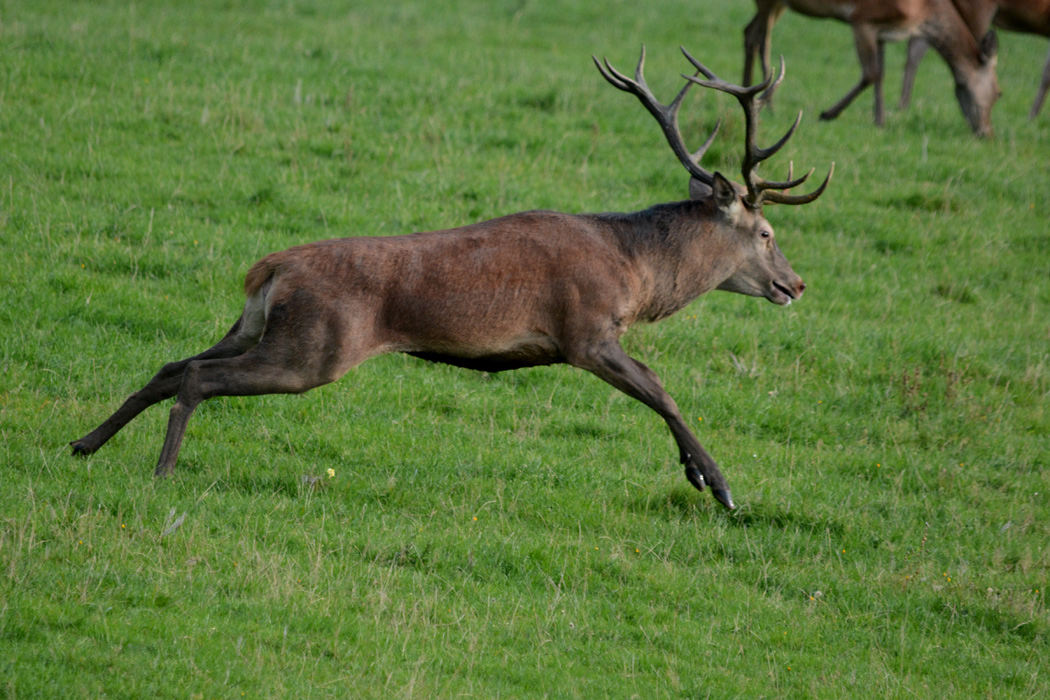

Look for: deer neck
[925,4,985,81]
[945,0,997,36]
[603,200,740,324]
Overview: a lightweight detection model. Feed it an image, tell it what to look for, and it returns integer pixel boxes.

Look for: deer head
[594,47,833,305]
[955,30,1000,137]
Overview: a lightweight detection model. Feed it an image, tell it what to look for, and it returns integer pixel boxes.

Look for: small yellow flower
[326,468,335,479]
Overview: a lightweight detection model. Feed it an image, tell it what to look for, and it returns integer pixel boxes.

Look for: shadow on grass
[624,486,712,521]
[627,486,846,538]
[201,471,320,499]
[727,501,845,539]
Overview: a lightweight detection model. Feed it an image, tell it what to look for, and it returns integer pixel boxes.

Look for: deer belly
[405,348,562,372]
[403,330,561,372]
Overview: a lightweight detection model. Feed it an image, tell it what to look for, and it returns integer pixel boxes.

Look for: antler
[679,48,833,206]
[593,46,719,189]
[594,46,832,207]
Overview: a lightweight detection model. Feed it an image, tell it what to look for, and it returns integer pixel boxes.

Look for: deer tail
[244,255,280,298]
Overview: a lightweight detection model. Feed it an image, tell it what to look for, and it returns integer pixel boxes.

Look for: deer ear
[711,172,743,219]
[712,173,735,206]
[979,30,998,65]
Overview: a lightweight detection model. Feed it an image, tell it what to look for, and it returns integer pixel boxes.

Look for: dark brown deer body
[900,0,1050,119]
[743,0,1001,135]
[71,48,832,510]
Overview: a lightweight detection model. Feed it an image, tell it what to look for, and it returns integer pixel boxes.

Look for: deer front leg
[899,37,930,109]
[570,340,735,510]
[742,12,768,87]
[743,1,787,90]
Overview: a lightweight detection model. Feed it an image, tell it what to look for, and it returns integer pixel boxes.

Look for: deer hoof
[70,440,94,456]
[684,465,706,491]
[712,488,735,510]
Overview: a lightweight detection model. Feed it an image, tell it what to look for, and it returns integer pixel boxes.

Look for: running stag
[71,48,832,510]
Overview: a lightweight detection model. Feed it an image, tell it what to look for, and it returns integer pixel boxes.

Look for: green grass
[2,0,1048,697]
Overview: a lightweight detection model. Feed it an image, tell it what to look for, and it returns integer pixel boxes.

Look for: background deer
[743,0,1001,135]
[900,0,1050,119]
[70,48,832,511]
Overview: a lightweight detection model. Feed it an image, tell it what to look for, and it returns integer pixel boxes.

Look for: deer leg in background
[900,37,931,109]
[1031,44,1050,119]
[570,340,735,510]
[70,319,261,456]
[742,13,764,86]
[821,25,885,124]
[743,0,787,96]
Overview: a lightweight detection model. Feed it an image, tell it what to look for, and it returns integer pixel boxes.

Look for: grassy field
[2,0,1048,697]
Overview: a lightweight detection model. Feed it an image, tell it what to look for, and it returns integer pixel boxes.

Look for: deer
[899,0,1050,120]
[743,0,1001,135]
[69,47,832,511]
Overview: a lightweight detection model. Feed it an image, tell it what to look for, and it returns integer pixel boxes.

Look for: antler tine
[757,55,787,108]
[680,49,831,207]
[761,162,835,205]
[679,46,718,82]
[753,109,802,164]
[691,117,722,164]
[593,55,631,92]
[593,46,716,186]
[757,164,814,192]
[681,47,768,99]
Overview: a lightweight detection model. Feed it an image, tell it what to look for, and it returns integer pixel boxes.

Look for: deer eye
[760,230,772,239]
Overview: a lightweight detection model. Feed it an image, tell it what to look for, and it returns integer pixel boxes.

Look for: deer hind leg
[70,314,264,457]
[153,349,334,477]
[152,293,371,477]
[821,26,883,123]
[569,340,734,510]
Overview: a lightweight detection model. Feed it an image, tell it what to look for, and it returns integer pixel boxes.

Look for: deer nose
[797,280,807,295]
